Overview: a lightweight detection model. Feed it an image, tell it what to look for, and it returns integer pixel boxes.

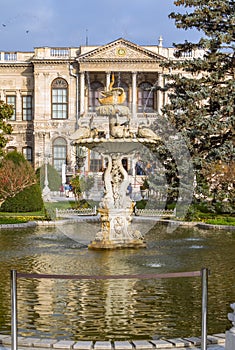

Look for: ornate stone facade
[0,38,202,177]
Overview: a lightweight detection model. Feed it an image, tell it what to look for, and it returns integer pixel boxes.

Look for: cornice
[79,58,161,63]
[31,59,72,65]
[0,62,32,68]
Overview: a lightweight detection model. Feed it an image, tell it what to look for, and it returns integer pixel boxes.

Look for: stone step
[0,333,226,350]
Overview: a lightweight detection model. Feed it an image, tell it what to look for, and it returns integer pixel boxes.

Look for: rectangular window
[90,159,103,172]
[22,96,33,121]
[23,147,32,162]
[6,95,16,120]
[52,89,68,119]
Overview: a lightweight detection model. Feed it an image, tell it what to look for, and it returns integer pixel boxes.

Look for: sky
[0,0,200,51]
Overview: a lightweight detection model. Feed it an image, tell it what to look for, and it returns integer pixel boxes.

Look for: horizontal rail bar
[17,270,201,280]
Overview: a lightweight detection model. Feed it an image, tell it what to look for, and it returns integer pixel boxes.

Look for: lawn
[0,201,234,226]
[0,200,97,224]
[0,211,45,224]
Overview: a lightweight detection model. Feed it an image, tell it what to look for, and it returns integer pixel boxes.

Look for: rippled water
[0,221,235,340]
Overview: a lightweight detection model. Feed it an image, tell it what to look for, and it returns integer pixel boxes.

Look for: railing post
[201,268,208,350]
[11,269,18,350]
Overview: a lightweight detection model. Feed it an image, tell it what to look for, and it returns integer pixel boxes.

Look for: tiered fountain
[70,74,160,249]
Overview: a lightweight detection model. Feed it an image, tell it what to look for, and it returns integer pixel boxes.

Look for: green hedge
[1,183,44,212]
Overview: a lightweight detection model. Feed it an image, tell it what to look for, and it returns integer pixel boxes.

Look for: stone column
[132,72,137,118]
[157,73,163,114]
[79,72,85,116]
[226,303,235,349]
[106,72,111,91]
[16,90,21,121]
[163,75,168,106]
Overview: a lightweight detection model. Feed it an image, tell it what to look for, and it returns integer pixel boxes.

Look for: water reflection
[0,223,235,340]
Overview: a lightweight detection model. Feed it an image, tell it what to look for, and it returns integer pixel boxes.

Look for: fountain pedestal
[88,207,145,249]
[87,150,146,249]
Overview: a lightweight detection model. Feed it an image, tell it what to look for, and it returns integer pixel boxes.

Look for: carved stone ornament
[116,47,126,57]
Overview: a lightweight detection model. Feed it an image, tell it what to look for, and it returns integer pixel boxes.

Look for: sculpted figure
[137,125,160,140]
[136,117,161,140]
[70,126,90,140]
[98,73,126,105]
[101,155,114,208]
[70,115,98,141]
[109,122,130,138]
[118,156,131,208]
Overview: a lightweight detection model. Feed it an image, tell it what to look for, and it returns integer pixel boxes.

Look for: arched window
[138,82,154,112]
[53,137,67,172]
[6,147,17,152]
[51,78,68,119]
[88,81,104,111]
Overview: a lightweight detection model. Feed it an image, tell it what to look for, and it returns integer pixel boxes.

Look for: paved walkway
[0,333,226,350]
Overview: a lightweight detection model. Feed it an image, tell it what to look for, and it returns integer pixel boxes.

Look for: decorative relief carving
[89,45,153,60]
[83,62,159,71]
[116,47,126,57]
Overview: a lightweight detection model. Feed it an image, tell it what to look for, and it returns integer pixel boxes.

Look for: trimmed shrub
[1,183,44,212]
[135,200,148,209]
[4,150,27,164]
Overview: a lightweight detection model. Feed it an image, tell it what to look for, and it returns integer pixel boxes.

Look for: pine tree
[161,0,235,204]
[163,0,234,160]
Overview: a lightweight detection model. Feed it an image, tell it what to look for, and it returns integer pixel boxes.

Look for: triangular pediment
[78,38,165,62]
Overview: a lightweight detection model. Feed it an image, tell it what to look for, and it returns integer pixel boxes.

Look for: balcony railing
[4,52,17,61]
[50,48,69,57]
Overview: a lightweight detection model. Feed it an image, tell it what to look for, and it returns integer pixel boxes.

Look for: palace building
[0,37,202,179]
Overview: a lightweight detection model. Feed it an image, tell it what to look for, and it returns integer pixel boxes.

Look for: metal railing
[11,268,209,350]
[55,206,97,218]
[135,208,176,217]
